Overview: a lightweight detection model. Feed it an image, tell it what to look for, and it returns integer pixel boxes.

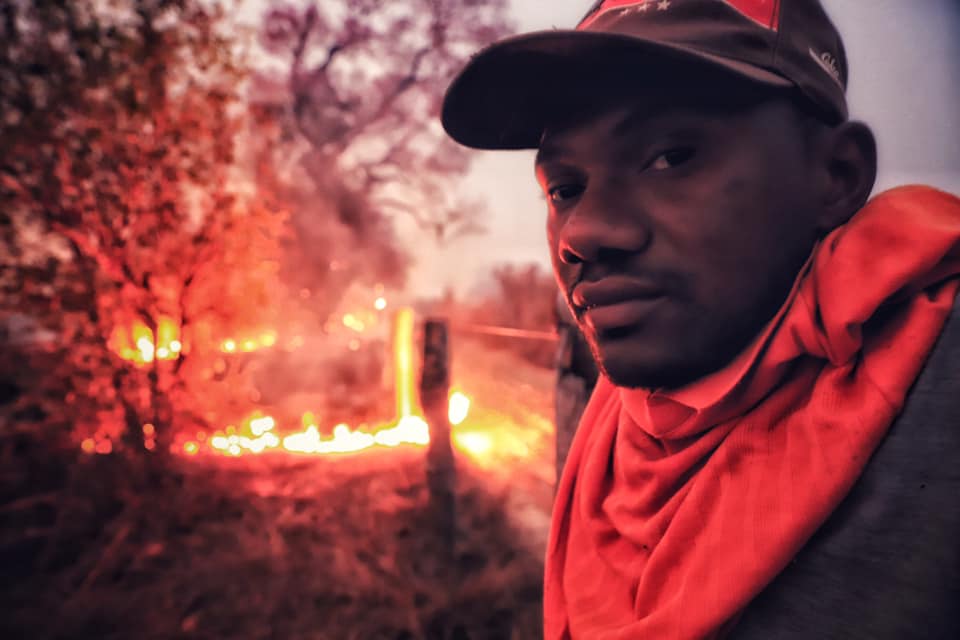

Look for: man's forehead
[535,99,691,168]
[535,78,780,162]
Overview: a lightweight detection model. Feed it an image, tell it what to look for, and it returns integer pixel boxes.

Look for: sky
[404,0,960,298]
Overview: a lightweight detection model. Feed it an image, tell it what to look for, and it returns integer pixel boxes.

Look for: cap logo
[809,47,843,85]
[579,0,673,31]
[723,0,780,30]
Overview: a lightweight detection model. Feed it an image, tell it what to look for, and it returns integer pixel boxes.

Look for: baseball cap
[442,0,848,149]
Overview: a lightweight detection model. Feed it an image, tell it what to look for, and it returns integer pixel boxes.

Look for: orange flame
[201,307,436,457]
[111,316,181,364]
[448,391,470,426]
[98,308,475,459]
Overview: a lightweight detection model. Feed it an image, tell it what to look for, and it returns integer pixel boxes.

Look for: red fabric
[544,186,960,639]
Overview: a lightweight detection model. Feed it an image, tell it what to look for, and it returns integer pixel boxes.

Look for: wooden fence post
[420,317,455,557]
[554,293,598,486]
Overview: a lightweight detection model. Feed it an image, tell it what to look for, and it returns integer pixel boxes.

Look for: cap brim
[442,30,793,150]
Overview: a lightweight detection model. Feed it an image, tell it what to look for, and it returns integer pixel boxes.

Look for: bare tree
[248,0,511,314]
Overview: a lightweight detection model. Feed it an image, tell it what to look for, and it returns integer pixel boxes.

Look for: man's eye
[548,184,585,203]
[648,147,695,171]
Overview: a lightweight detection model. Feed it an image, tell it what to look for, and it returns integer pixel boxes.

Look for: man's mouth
[572,276,667,333]
[582,297,665,333]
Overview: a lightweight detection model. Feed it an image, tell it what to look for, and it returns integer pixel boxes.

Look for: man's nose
[556,198,651,265]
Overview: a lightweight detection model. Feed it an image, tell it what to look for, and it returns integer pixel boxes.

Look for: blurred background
[1,1,957,639]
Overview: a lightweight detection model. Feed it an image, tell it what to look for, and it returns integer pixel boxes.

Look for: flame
[220,330,279,354]
[199,307,436,457]
[452,431,493,457]
[98,307,478,459]
[448,391,470,426]
[394,307,415,419]
[281,416,428,454]
[111,316,181,364]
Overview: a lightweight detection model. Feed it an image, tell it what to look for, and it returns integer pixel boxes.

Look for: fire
[111,316,181,364]
[448,391,470,426]
[199,307,451,457]
[220,329,277,354]
[394,307,415,419]
[452,431,493,457]
[100,307,476,459]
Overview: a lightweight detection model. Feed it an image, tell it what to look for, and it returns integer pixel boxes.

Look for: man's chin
[598,360,662,390]
[591,334,697,390]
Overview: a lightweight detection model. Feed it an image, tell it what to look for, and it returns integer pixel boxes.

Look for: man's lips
[572,276,667,332]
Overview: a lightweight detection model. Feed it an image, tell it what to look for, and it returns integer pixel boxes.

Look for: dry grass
[1,447,546,640]
[1,338,556,639]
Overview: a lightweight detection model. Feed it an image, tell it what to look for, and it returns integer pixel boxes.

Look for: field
[1,340,556,640]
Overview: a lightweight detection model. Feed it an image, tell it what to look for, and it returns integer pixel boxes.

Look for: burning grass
[1,447,546,640]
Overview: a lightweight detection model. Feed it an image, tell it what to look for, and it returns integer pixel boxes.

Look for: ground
[0,339,557,640]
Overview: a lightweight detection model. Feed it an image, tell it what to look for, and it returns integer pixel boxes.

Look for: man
[442,1,960,638]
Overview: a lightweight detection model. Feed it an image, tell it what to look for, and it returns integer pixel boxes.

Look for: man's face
[536,82,822,389]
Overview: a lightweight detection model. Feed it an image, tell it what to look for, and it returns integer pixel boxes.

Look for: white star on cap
[658,0,671,10]
[635,2,651,12]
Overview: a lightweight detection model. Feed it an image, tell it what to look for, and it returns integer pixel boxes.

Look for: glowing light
[260,331,277,347]
[95,439,113,455]
[448,391,471,426]
[137,337,155,362]
[249,415,275,436]
[222,339,237,353]
[453,431,493,457]
[142,423,156,436]
[144,439,156,451]
[183,441,199,455]
[348,339,360,351]
[280,417,429,454]
[110,316,181,364]
[394,307,415,419]
[241,339,257,352]
[374,297,387,311]
[81,438,96,454]
[342,313,365,332]
[157,317,178,356]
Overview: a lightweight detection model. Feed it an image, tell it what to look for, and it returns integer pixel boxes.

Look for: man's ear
[816,120,878,233]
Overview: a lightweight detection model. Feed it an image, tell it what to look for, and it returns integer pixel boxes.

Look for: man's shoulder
[733,290,960,640]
